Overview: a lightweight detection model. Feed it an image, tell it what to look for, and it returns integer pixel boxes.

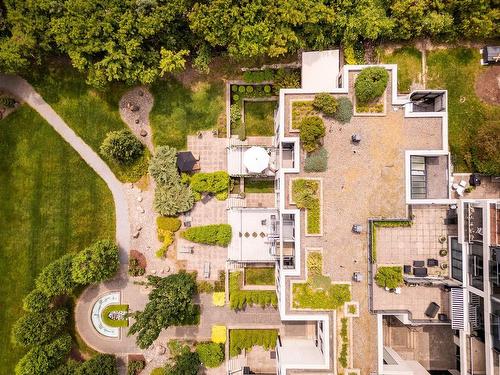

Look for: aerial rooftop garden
[292,251,351,310]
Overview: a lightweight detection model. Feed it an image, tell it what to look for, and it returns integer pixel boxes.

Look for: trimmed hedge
[313,93,338,116]
[335,97,353,124]
[190,171,230,196]
[339,318,348,368]
[299,116,325,152]
[229,329,278,357]
[196,342,224,368]
[157,216,181,232]
[243,69,274,83]
[100,130,144,165]
[355,67,389,104]
[229,272,277,310]
[181,224,232,247]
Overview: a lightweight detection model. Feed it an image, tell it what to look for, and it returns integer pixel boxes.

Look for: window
[469,243,484,291]
[450,237,462,282]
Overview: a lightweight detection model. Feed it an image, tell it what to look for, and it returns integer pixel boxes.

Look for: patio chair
[425,302,440,318]
[413,267,428,277]
[261,219,267,226]
[413,260,425,267]
[427,259,439,267]
[456,185,465,196]
[459,180,467,188]
[180,246,194,254]
[203,262,210,278]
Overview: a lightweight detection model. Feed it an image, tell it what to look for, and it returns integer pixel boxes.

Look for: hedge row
[181,224,232,247]
[229,272,277,310]
[229,329,278,358]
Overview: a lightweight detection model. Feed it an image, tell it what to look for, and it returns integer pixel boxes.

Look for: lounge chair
[425,302,440,318]
[203,262,210,278]
[413,267,428,277]
[427,259,439,267]
[413,260,425,267]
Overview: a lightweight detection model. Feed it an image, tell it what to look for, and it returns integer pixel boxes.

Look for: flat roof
[301,50,340,91]
[227,208,277,261]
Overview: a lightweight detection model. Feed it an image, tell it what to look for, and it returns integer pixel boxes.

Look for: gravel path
[0,74,131,263]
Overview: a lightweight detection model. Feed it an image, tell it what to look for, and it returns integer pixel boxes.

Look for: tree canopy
[71,239,120,284]
[11,309,68,347]
[0,0,497,86]
[128,272,198,349]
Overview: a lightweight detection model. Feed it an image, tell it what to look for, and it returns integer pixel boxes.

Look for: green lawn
[149,79,225,150]
[427,48,500,173]
[380,46,422,92]
[29,62,148,182]
[244,267,275,285]
[243,101,276,136]
[0,106,115,373]
[244,178,275,193]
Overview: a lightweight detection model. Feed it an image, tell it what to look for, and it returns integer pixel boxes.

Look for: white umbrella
[243,146,270,173]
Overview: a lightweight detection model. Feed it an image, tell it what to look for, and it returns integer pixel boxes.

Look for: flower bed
[291,179,321,235]
[102,304,129,328]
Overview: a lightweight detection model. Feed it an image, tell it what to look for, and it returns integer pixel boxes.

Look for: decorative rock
[131,104,140,112]
[135,119,140,124]
[137,206,145,213]
[138,90,144,97]
[156,345,165,355]
[140,129,148,137]
[165,266,170,272]
[137,196,143,202]
[151,269,157,274]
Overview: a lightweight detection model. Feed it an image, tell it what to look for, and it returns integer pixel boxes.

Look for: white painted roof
[301,50,340,91]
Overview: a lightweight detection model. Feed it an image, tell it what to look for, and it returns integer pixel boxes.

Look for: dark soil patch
[130,249,147,269]
[475,65,500,105]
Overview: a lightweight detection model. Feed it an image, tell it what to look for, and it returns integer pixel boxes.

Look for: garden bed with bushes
[292,251,351,310]
[156,216,182,258]
[291,178,322,235]
[375,266,403,289]
[229,329,278,357]
[290,100,317,131]
[185,171,230,201]
[229,271,277,310]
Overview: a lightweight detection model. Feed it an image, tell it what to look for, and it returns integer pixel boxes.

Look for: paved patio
[187,131,227,172]
[384,316,457,370]
[377,205,457,268]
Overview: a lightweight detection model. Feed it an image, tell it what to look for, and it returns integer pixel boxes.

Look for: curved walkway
[0,74,130,262]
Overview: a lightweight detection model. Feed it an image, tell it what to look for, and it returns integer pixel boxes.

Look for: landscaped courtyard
[0,106,115,372]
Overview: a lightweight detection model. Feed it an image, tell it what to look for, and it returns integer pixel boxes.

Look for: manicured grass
[380,46,422,92]
[243,101,276,136]
[244,178,275,193]
[244,267,275,285]
[427,47,500,173]
[0,106,115,373]
[291,101,317,129]
[292,282,351,310]
[292,251,350,310]
[29,62,148,182]
[102,304,129,328]
[229,272,277,310]
[149,79,224,149]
